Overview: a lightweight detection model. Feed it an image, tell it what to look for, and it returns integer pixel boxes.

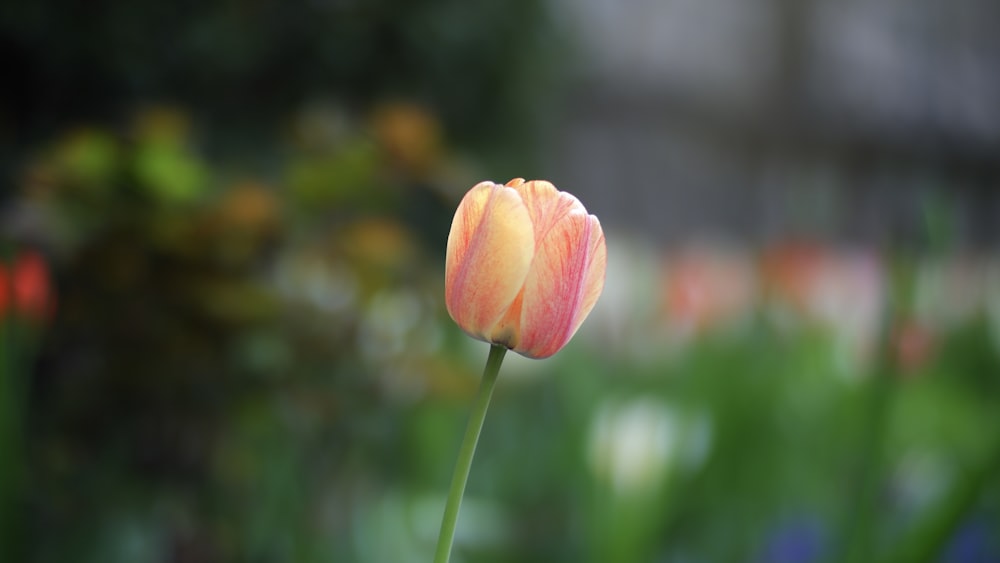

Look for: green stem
[834,254,910,563]
[433,344,507,563]
[837,367,893,563]
[0,315,25,561]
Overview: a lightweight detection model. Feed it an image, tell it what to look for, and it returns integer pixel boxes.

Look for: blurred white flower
[587,397,711,495]
[810,250,886,375]
[358,288,448,401]
[983,258,1000,357]
[892,450,954,516]
[358,288,424,362]
[915,256,988,331]
[274,249,358,315]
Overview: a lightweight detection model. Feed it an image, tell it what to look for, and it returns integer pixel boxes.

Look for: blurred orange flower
[217,181,280,235]
[661,244,757,334]
[371,101,443,178]
[760,241,829,313]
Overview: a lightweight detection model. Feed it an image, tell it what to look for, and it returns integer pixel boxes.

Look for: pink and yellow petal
[445,182,534,341]
[567,215,607,340]
[517,208,600,358]
[512,180,580,244]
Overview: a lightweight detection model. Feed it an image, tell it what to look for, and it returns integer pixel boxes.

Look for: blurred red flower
[8,250,56,323]
[0,264,9,318]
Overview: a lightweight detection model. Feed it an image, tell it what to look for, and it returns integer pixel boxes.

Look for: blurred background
[1,0,999,561]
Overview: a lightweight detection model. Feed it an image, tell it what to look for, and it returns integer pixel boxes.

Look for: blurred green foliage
[9,101,469,562]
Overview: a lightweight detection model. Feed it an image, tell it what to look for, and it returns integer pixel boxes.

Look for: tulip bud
[445,178,606,359]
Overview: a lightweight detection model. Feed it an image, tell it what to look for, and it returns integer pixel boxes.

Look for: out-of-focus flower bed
[570,237,1000,563]
[1,105,999,563]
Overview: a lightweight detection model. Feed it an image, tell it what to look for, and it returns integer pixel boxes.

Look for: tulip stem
[434,343,507,563]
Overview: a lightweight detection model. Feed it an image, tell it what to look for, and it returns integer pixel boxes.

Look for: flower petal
[513,180,579,243]
[573,215,607,337]
[516,186,606,358]
[445,181,534,342]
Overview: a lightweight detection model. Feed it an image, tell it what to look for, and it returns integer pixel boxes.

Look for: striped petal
[514,182,607,358]
[570,215,607,340]
[445,181,534,343]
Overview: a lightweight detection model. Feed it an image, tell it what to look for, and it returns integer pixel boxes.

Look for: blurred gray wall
[548,0,1000,246]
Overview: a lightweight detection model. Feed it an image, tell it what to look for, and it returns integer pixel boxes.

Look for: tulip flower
[445,178,607,359]
[435,179,606,563]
